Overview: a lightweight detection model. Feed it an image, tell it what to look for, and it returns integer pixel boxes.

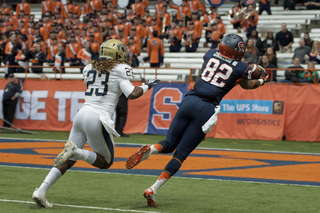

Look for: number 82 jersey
[188,49,252,105]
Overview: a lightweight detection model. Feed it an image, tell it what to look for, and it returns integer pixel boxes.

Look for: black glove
[145,79,160,89]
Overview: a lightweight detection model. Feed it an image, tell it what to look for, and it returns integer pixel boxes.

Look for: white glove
[202,105,220,134]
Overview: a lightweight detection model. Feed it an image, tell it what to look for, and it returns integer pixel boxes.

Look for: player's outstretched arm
[237,79,266,90]
[127,79,161,99]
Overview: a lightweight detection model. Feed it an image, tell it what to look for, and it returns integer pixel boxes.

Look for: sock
[150,172,171,194]
[73,148,97,165]
[150,144,162,154]
[39,167,62,193]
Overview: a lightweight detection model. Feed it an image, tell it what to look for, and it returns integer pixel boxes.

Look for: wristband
[139,84,149,94]
[258,79,264,86]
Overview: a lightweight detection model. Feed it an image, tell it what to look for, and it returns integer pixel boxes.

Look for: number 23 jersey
[82,63,134,117]
[188,49,252,105]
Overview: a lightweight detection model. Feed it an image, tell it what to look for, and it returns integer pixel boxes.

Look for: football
[249,63,263,79]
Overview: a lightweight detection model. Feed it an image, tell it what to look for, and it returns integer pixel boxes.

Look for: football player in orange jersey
[147,31,164,67]
[167,21,182,52]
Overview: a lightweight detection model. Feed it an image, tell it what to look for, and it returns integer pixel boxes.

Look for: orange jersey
[66,42,81,59]
[198,2,206,15]
[18,27,28,36]
[142,0,148,8]
[77,48,92,65]
[241,12,259,28]
[41,0,52,13]
[73,5,82,16]
[57,31,67,43]
[188,20,202,38]
[187,0,200,13]
[118,36,129,46]
[93,32,103,44]
[89,0,103,13]
[147,25,161,38]
[169,3,191,20]
[52,0,63,13]
[114,24,129,37]
[216,22,226,35]
[131,2,145,17]
[229,7,242,25]
[134,24,145,39]
[16,3,31,15]
[40,26,50,41]
[2,7,10,15]
[147,37,164,64]
[154,2,165,15]
[47,44,59,61]
[169,28,182,45]
[90,41,100,53]
[158,12,171,26]
[83,2,90,15]
[129,43,141,59]
[202,13,219,25]
[145,16,152,25]
[62,4,74,18]
[185,29,198,45]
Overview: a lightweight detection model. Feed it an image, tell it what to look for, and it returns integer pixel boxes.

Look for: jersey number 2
[201,58,233,88]
[85,70,110,96]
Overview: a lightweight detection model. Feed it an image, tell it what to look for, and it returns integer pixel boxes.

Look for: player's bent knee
[99,161,112,169]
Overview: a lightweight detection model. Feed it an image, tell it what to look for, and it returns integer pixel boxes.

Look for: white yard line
[0,199,160,213]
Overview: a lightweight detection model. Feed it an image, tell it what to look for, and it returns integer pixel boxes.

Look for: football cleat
[126,145,150,169]
[32,188,53,208]
[54,140,77,168]
[143,188,157,207]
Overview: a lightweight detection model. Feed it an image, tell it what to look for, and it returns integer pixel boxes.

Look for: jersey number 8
[201,58,233,88]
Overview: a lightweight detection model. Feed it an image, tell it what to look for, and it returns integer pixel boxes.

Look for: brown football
[249,63,262,79]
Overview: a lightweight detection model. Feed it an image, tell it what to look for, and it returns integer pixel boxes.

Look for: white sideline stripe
[0,199,160,213]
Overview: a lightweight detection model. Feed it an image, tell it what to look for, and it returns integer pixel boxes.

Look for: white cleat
[54,140,77,168]
[32,188,53,208]
[143,187,157,207]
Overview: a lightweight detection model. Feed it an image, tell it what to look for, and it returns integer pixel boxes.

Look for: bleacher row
[1,4,320,82]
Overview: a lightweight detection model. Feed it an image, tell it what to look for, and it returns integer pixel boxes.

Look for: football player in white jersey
[32,39,160,208]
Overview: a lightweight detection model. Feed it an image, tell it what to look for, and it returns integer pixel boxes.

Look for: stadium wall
[0,79,319,142]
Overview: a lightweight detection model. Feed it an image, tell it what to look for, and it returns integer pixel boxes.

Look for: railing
[0,65,319,84]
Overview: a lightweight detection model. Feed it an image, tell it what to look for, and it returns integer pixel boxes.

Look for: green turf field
[1,131,320,212]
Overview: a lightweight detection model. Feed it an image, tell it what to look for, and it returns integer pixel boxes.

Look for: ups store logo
[272,101,284,114]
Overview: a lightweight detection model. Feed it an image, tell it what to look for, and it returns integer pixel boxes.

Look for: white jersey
[82,63,134,118]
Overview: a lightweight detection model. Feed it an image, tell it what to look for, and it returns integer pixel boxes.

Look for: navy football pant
[158,95,216,176]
